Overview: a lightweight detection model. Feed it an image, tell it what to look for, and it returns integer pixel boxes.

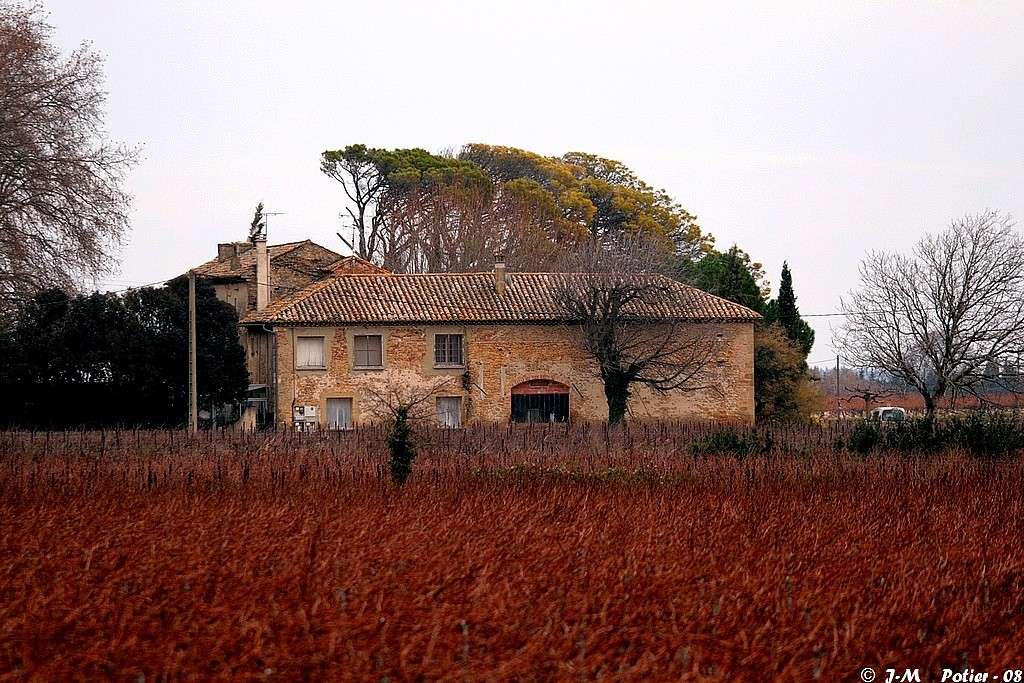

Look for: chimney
[230,241,250,269]
[255,236,270,310]
[494,253,507,297]
[217,243,236,261]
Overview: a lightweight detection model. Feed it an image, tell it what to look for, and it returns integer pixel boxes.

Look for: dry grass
[825,390,1023,413]
[1,426,1022,681]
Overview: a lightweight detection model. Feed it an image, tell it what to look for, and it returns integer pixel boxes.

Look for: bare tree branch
[0,5,138,308]
[841,384,896,413]
[554,235,720,423]
[361,369,455,423]
[836,211,1024,418]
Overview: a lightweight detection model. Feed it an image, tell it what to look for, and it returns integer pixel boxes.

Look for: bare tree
[361,369,455,423]
[0,4,138,308]
[841,384,895,414]
[362,369,455,485]
[836,211,1024,419]
[399,172,495,273]
[554,236,719,424]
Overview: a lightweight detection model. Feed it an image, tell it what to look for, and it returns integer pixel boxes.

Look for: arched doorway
[511,379,570,423]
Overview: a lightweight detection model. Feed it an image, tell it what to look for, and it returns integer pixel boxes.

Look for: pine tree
[692,245,767,314]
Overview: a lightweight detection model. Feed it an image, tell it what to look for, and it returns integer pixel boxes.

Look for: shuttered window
[353,334,383,368]
[295,336,325,369]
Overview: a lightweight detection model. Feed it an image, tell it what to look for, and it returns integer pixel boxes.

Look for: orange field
[1,427,1022,681]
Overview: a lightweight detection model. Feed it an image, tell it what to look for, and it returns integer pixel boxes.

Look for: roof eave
[240,316,759,327]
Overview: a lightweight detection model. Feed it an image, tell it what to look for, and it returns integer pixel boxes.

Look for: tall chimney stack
[494,253,507,297]
[255,235,270,310]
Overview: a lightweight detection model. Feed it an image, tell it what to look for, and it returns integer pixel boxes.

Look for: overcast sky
[45,1,1024,361]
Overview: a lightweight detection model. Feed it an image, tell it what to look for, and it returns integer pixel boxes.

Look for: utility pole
[188,269,198,435]
[835,355,841,415]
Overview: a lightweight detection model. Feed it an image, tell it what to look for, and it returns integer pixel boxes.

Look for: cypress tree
[387,406,416,485]
[772,261,815,356]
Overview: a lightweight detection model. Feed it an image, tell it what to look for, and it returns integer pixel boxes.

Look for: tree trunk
[922,393,937,423]
[604,372,630,425]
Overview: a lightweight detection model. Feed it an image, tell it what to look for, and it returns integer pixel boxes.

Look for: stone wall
[213,282,248,318]
[208,244,340,314]
[274,321,755,426]
[262,243,341,309]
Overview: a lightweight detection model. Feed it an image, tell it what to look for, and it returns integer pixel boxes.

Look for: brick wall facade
[274,321,755,426]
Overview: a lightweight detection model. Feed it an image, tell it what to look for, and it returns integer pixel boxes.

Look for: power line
[92,280,154,286]
[101,277,173,294]
[0,277,174,304]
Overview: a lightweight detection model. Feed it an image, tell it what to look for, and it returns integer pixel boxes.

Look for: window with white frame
[353,334,383,368]
[436,396,462,428]
[434,333,464,367]
[295,336,325,369]
[326,398,353,430]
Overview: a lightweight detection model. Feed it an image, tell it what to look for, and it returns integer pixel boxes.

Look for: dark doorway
[511,380,570,423]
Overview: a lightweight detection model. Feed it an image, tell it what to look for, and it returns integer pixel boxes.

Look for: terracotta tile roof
[241,272,761,326]
[328,255,391,275]
[192,240,335,279]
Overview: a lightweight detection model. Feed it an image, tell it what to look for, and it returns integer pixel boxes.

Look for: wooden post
[188,270,198,435]
[835,355,840,416]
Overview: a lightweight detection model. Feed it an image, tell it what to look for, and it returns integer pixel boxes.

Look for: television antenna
[261,210,285,240]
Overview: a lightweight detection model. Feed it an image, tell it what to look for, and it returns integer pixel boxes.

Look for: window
[295,336,325,369]
[353,334,383,368]
[512,393,569,423]
[434,333,464,367]
[326,398,353,430]
[510,380,570,423]
[436,396,462,428]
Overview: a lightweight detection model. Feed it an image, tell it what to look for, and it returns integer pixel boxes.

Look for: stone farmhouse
[190,235,383,423]
[235,260,760,429]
